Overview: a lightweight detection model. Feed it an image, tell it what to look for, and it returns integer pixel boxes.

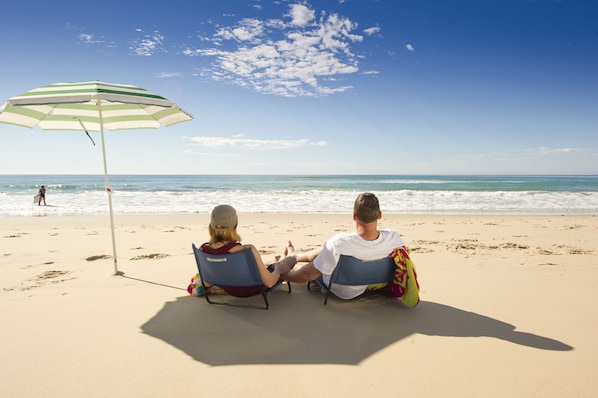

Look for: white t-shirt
[313,229,404,299]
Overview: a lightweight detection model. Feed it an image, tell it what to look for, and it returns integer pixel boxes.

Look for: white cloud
[184,3,368,97]
[363,26,380,36]
[189,136,328,150]
[288,4,316,27]
[405,44,414,52]
[215,18,264,43]
[130,30,166,56]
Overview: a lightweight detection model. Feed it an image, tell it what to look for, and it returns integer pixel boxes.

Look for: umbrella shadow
[141,291,572,366]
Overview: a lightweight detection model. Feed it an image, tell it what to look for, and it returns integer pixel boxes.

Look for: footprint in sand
[86,255,112,261]
[130,253,169,260]
[564,224,586,230]
[411,246,434,253]
[4,232,28,238]
[36,270,71,280]
[13,270,76,291]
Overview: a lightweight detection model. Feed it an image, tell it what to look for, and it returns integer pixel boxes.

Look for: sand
[1,213,597,397]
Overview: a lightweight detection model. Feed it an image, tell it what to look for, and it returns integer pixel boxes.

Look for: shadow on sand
[141,289,572,366]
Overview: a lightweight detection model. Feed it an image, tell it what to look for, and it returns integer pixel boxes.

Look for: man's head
[353,193,381,224]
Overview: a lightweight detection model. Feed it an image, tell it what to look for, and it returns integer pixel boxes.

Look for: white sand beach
[1,213,597,397]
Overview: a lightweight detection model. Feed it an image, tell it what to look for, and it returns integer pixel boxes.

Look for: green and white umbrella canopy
[0,80,192,130]
[0,81,193,275]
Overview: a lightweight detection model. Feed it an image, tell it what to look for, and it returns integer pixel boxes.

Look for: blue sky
[0,0,596,175]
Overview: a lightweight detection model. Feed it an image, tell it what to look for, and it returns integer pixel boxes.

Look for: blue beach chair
[307,255,395,305]
[192,243,291,310]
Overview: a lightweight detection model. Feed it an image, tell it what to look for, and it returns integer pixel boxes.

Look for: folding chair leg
[307,278,332,305]
[261,292,270,310]
[204,291,214,304]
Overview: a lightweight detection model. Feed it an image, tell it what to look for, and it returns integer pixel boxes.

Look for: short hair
[208,225,241,244]
[354,193,381,223]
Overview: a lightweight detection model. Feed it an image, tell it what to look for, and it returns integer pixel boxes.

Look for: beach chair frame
[307,255,395,305]
[192,244,291,310]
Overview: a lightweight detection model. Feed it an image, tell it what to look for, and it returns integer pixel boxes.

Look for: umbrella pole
[97,101,120,275]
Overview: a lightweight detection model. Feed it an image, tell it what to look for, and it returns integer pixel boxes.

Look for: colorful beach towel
[187,273,226,296]
[389,246,420,308]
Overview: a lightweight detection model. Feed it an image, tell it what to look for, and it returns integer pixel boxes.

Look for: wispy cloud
[129,29,166,56]
[363,26,380,36]
[532,147,575,155]
[183,3,367,97]
[215,18,265,43]
[79,33,104,44]
[188,135,328,150]
[458,147,592,161]
[405,44,414,52]
[447,146,598,174]
[156,72,183,78]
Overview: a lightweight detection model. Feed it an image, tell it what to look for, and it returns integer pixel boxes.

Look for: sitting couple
[199,192,404,300]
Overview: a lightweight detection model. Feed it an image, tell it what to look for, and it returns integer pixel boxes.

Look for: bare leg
[286,241,321,263]
[273,255,297,276]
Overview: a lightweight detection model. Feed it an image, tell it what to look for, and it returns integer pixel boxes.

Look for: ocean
[1,174,597,217]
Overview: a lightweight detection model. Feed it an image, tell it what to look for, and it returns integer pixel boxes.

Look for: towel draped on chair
[389,246,420,308]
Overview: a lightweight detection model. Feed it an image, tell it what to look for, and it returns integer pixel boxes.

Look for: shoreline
[3,210,598,217]
[3,174,597,217]
[1,213,597,397]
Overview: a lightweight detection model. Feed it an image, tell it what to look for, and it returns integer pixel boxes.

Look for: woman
[199,204,297,296]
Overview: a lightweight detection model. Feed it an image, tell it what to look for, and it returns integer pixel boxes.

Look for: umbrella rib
[77,119,96,146]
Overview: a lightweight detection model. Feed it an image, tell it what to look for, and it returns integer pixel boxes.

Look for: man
[284,192,404,299]
[38,185,46,206]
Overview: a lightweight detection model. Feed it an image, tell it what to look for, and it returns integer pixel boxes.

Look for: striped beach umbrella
[0,81,193,274]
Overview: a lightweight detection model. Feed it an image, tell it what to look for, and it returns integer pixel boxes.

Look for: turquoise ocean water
[1,174,597,217]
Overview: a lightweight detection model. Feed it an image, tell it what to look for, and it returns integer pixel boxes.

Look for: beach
[1,213,597,397]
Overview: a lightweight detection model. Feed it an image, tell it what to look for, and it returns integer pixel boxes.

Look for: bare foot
[284,241,295,257]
